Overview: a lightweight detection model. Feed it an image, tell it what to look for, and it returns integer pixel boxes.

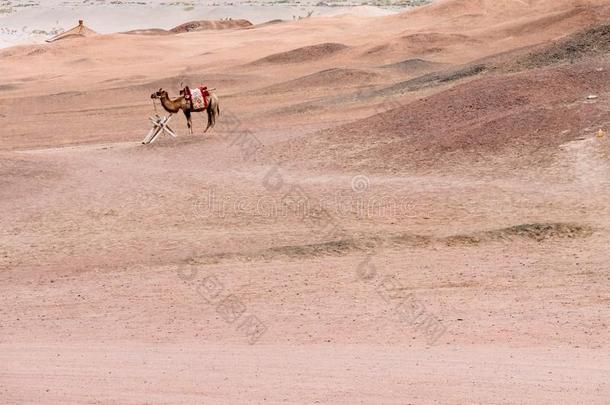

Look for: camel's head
[151,88,167,99]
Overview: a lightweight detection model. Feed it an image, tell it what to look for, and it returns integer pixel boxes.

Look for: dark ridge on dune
[399,32,477,44]
[435,22,610,75]
[267,59,457,113]
[270,58,610,171]
[498,5,607,39]
[380,58,447,72]
[123,28,172,36]
[363,32,478,58]
[123,20,253,35]
[170,19,252,33]
[186,222,594,263]
[258,68,379,94]
[0,84,19,92]
[250,43,348,65]
[363,42,443,57]
[516,22,610,68]
[438,64,487,82]
[378,63,487,95]
[445,223,594,245]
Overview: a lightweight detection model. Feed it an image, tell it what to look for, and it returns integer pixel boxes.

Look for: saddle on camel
[181,85,211,111]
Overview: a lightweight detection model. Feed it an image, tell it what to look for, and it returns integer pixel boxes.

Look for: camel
[150,88,220,134]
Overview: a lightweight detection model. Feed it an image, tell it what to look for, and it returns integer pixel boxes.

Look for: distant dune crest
[169,19,253,33]
[123,19,253,36]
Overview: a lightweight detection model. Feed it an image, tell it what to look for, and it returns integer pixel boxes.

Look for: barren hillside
[1,1,609,404]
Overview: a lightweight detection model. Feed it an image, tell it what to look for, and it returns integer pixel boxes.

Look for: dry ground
[1,0,610,403]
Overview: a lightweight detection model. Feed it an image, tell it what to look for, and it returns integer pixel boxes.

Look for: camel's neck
[159,94,182,114]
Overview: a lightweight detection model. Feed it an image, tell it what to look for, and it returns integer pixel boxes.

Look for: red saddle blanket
[184,86,210,110]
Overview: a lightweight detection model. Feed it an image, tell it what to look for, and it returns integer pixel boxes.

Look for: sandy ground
[1,0,610,403]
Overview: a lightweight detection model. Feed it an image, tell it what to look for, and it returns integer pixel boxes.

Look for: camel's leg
[184,109,193,134]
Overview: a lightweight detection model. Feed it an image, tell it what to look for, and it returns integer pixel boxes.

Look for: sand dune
[256,68,380,95]
[519,22,610,67]
[380,57,447,72]
[1,1,610,403]
[170,19,253,33]
[249,42,349,65]
[274,52,609,172]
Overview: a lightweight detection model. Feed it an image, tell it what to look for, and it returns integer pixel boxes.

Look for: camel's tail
[205,93,219,133]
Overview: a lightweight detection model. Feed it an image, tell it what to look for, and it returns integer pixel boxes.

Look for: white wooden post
[142,114,177,144]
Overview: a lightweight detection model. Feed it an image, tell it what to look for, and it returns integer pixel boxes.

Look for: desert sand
[0,0,399,48]
[1,0,610,403]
